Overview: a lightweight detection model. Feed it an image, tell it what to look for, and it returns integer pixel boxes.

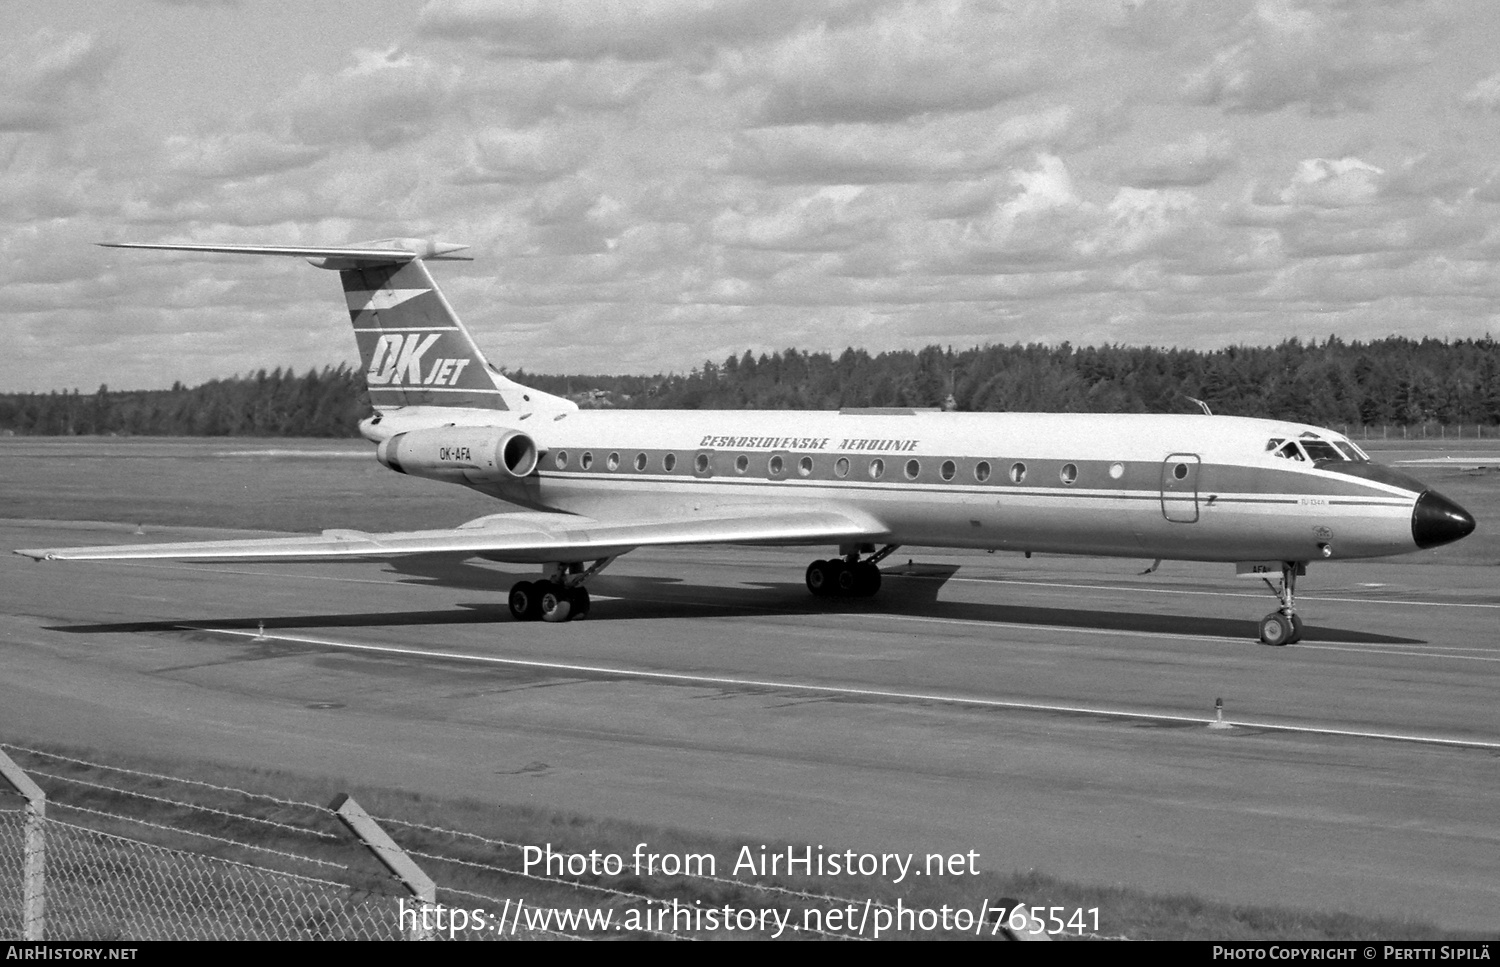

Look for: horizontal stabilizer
[98,238,471,268]
[15,507,887,566]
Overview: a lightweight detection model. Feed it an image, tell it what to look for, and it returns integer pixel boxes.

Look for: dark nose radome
[1412,491,1476,549]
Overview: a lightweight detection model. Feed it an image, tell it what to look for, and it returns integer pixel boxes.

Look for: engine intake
[377,427,539,483]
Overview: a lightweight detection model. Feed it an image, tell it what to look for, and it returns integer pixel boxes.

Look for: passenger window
[607,452,620,471]
[663,453,677,472]
[940,460,956,481]
[1009,462,1026,483]
[695,452,710,474]
[974,461,991,482]
[769,455,784,475]
[634,452,647,471]
[1060,463,1078,485]
[835,457,850,478]
[735,454,749,474]
[555,450,569,469]
[580,451,593,471]
[798,456,813,477]
[869,458,884,479]
[905,459,921,480]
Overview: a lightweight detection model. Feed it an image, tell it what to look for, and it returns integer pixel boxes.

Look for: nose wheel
[1259,563,1306,645]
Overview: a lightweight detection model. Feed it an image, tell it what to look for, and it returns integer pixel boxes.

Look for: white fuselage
[369,406,1424,564]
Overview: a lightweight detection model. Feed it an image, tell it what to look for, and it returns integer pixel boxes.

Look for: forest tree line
[3,336,1500,437]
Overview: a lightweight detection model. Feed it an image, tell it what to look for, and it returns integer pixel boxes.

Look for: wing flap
[15,508,887,565]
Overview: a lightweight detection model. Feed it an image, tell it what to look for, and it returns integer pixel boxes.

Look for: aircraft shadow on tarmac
[53,557,1423,646]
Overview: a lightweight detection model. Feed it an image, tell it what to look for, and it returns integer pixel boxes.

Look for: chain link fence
[33,817,401,941]
[1340,423,1497,441]
[0,810,22,939]
[0,767,579,935]
[0,812,574,941]
[6,743,988,940]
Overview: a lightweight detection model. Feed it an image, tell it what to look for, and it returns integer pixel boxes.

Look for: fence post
[0,749,46,941]
[329,794,436,940]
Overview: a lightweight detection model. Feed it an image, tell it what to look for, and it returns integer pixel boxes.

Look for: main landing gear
[1258,562,1307,646]
[509,558,614,623]
[807,545,899,599]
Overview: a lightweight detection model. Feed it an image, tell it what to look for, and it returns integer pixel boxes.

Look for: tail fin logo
[366,332,472,386]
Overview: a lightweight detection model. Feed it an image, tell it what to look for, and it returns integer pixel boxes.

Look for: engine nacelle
[376,426,539,484]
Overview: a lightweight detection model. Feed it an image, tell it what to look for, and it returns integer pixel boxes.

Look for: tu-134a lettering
[15,238,1476,645]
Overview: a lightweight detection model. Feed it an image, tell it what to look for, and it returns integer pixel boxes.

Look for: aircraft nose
[1411,490,1476,549]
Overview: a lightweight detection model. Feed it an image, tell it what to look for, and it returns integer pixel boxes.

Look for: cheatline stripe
[195,627,1499,750]
[534,472,1410,505]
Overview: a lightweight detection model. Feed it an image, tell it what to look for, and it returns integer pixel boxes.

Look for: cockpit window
[1300,440,1347,462]
[1266,433,1365,463]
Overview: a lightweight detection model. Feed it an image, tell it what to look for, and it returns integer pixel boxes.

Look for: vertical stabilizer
[344,258,511,411]
[98,237,577,416]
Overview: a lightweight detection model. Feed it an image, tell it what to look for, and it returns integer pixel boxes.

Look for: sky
[4,0,1500,392]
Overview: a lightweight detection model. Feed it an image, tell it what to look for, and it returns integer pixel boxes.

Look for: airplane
[15,238,1477,646]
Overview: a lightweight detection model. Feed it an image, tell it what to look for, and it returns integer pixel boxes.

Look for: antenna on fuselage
[1184,395,1213,416]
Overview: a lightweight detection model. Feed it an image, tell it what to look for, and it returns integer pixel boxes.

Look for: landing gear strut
[509,558,612,623]
[807,544,898,599]
[1258,562,1306,646]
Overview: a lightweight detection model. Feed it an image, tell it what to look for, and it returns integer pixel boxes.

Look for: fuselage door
[1160,454,1201,523]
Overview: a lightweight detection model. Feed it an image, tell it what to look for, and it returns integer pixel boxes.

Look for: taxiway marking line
[845,612,1496,662]
[198,626,1500,751]
[941,575,1500,609]
[1287,643,1500,663]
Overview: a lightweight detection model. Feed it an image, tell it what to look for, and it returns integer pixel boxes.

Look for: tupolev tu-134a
[15,238,1476,645]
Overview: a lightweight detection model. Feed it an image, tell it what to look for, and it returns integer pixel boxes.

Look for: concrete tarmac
[3,519,1497,931]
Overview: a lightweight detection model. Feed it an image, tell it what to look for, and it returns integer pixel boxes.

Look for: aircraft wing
[14,507,888,566]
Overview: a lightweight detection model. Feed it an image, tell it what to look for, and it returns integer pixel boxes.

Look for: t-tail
[98,238,575,429]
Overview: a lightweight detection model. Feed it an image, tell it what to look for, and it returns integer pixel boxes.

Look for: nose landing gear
[1259,562,1306,646]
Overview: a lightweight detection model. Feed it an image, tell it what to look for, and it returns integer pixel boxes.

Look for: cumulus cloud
[1279,157,1384,207]
[164,131,328,180]
[710,185,887,251]
[728,107,1074,184]
[946,154,1095,268]
[1117,132,1236,188]
[1460,71,1500,112]
[1182,0,1435,114]
[9,2,1500,391]
[724,0,1054,124]
[277,48,463,151]
[0,30,118,132]
[454,126,586,184]
[417,0,869,61]
[1081,187,1200,259]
